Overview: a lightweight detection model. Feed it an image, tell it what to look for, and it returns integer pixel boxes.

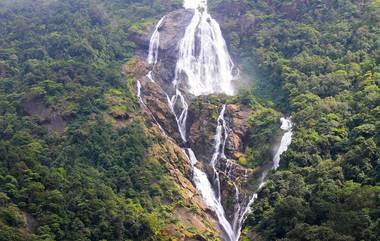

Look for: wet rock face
[187,100,253,163]
[186,98,262,223]
[128,9,194,93]
[158,9,194,51]
[187,99,218,162]
[153,9,193,89]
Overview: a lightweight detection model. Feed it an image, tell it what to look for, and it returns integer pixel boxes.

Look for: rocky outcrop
[185,97,263,224]
[224,104,252,159]
[128,9,193,93]
[23,98,68,133]
[138,76,182,142]
[187,100,253,163]
[187,98,219,161]
[147,127,221,240]
[152,9,193,91]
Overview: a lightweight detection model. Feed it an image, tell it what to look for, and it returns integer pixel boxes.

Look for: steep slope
[129,1,289,240]
[205,1,380,240]
[2,0,376,241]
[0,0,221,240]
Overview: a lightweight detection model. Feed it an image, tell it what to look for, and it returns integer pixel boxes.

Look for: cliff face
[126,60,267,239]
[154,9,193,89]
[126,6,279,240]
[130,9,193,93]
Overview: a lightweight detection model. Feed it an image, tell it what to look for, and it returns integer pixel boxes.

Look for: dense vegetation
[211,0,380,240]
[0,0,185,240]
[1,0,379,241]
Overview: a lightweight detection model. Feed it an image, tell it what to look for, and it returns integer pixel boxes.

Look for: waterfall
[187,149,235,241]
[183,0,206,9]
[140,1,294,240]
[233,118,293,241]
[162,1,236,237]
[146,16,165,83]
[210,105,228,201]
[211,105,255,241]
[273,117,293,169]
[233,171,266,241]
[175,0,235,96]
[166,90,188,142]
[137,80,142,98]
[148,16,165,65]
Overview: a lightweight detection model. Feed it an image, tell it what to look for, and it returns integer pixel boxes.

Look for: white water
[146,16,165,83]
[170,2,237,239]
[187,149,235,240]
[146,71,155,82]
[148,16,165,65]
[183,0,206,9]
[137,80,142,98]
[175,0,235,96]
[233,171,266,241]
[210,105,228,201]
[166,90,188,142]
[273,117,293,169]
[210,105,250,241]
[142,1,294,240]
[233,118,293,241]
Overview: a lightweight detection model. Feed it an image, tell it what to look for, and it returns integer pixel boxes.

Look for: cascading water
[175,0,235,96]
[147,16,165,82]
[273,117,293,169]
[186,149,235,241]
[233,118,293,241]
[183,0,205,9]
[142,1,239,240]
[137,80,142,99]
[166,90,188,142]
[210,105,228,201]
[139,1,294,240]
[148,16,165,65]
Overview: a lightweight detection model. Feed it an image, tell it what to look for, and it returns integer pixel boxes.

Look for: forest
[0,0,379,241]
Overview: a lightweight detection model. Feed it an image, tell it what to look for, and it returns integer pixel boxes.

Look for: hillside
[0,0,379,241]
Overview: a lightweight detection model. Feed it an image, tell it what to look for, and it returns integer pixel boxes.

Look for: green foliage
[0,0,184,240]
[217,0,380,240]
[1,0,379,240]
